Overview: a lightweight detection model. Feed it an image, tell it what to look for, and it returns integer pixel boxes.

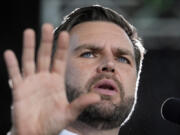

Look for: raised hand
[4,24,100,135]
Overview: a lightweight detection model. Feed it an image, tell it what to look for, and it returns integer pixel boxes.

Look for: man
[4,5,145,135]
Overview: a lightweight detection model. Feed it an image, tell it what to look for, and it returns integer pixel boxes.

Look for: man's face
[65,21,137,129]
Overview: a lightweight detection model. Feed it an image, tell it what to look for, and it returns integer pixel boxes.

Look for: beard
[66,74,135,130]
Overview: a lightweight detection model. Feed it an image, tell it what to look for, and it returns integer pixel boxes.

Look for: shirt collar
[59,129,78,135]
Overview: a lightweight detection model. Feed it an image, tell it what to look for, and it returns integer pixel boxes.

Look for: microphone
[161,97,180,125]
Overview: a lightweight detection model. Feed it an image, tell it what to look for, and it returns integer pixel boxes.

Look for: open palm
[4,24,100,135]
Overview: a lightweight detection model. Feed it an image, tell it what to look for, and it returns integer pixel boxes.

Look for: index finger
[51,31,69,74]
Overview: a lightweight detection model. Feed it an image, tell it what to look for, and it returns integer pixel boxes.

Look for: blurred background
[1,0,180,134]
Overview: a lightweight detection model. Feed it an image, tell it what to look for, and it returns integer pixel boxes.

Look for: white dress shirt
[7,129,78,135]
[59,129,78,135]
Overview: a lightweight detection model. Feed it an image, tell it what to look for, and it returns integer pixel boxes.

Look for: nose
[97,60,115,73]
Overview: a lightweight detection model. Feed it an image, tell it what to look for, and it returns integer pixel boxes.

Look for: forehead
[69,21,134,52]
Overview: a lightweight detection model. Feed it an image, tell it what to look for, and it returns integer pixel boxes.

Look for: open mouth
[98,84,115,90]
[93,79,118,96]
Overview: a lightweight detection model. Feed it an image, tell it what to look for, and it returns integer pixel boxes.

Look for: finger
[22,29,36,77]
[37,24,54,72]
[4,50,22,89]
[51,31,69,74]
[68,92,101,119]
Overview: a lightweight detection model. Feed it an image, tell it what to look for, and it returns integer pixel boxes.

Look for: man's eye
[116,56,129,64]
[80,52,95,58]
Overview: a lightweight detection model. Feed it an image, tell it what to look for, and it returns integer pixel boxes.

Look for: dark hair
[54,5,145,74]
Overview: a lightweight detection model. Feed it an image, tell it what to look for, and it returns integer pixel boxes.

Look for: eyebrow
[73,44,103,52]
[115,48,135,60]
[73,44,135,61]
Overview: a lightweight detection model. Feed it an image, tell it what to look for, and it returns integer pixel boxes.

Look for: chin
[78,96,134,130]
[92,100,118,117]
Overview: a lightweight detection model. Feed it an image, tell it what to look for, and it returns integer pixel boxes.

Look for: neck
[66,121,120,135]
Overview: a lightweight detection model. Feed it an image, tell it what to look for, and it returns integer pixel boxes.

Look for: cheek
[124,74,137,98]
[65,59,95,90]
[117,67,137,98]
[67,57,98,76]
[66,62,81,86]
[126,76,137,97]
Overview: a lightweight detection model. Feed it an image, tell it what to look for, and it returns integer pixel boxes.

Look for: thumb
[68,92,101,119]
